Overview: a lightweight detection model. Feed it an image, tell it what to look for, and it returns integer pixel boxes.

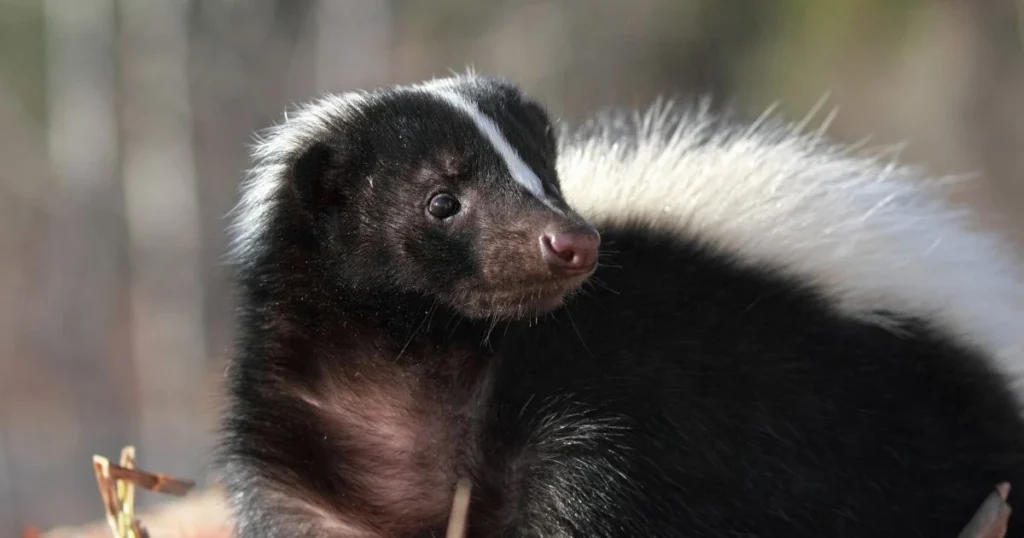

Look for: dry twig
[445,478,473,538]
[959,482,1013,538]
[91,445,196,538]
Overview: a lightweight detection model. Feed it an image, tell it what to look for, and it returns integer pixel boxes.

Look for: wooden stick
[91,445,198,538]
[959,482,1013,538]
[104,463,196,497]
[92,455,122,538]
[445,479,473,538]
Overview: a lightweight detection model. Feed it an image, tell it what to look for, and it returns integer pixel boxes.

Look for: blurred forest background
[1,0,1023,533]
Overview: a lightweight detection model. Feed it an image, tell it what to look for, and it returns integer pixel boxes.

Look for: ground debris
[30,452,1013,538]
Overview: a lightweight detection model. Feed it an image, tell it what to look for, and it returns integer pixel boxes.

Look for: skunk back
[557,102,1024,386]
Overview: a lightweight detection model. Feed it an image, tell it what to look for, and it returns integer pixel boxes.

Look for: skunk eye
[427,193,460,219]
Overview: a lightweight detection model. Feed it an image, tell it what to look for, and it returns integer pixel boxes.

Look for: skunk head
[230,75,599,320]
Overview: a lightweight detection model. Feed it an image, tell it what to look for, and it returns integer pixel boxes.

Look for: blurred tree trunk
[118,0,208,507]
[186,0,317,373]
[956,0,1024,249]
[0,82,50,535]
[314,0,393,92]
[9,0,130,531]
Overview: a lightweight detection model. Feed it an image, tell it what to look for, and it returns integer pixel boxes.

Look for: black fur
[219,75,1024,537]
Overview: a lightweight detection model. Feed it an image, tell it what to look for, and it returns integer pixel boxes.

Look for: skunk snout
[540,224,601,278]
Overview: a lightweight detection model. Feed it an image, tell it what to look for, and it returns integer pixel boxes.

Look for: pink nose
[540,226,601,277]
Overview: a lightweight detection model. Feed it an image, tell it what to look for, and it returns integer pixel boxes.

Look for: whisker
[565,309,592,357]
[447,315,464,339]
[395,308,431,362]
[425,297,440,332]
[482,314,500,346]
[588,276,620,295]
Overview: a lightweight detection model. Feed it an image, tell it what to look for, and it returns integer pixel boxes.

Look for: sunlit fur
[558,102,1024,383]
[227,91,372,266]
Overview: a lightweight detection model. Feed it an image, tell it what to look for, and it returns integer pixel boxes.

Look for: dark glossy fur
[219,75,1024,537]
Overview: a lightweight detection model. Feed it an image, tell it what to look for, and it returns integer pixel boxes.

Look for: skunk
[218,73,1024,537]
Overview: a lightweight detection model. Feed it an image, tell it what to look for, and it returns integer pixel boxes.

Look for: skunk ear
[519,99,557,158]
[290,135,371,212]
[291,141,336,210]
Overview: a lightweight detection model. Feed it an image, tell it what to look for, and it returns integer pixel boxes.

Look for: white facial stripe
[431,89,561,212]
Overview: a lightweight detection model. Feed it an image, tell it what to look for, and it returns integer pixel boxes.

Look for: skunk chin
[448,275,592,321]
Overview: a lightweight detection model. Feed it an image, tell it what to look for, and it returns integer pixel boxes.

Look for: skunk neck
[236,246,497,362]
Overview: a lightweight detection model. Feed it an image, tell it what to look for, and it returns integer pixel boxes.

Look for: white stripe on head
[425,87,562,213]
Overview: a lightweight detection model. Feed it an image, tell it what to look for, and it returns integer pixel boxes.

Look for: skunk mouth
[455,274,592,320]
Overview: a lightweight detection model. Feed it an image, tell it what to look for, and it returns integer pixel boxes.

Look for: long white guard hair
[557,100,1024,386]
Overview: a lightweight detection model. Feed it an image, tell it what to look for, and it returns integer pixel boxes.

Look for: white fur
[227,91,372,265]
[422,84,563,214]
[556,101,1024,383]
